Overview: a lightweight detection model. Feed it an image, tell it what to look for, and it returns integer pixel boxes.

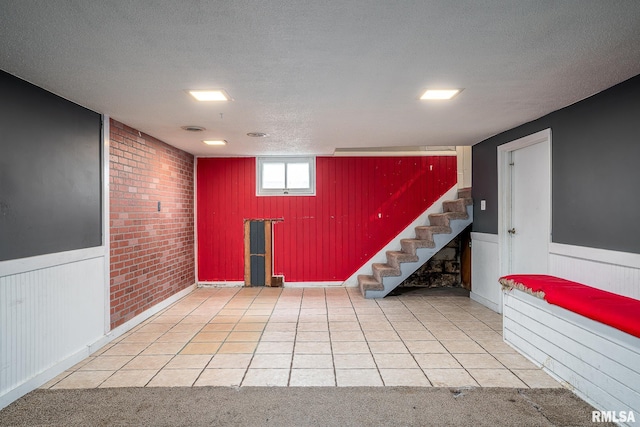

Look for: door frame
[497,128,552,282]
[244,219,273,287]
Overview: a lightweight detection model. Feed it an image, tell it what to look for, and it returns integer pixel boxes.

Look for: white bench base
[503,289,640,426]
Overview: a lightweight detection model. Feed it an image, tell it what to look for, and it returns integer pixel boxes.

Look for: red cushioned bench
[499,274,640,420]
[499,274,640,339]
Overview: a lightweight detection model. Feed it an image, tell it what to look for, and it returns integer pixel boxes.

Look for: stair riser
[458,188,472,200]
[442,199,466,213]
[428,214,450,227]
[400,240,436,254]
[429,212,468,227]
[415,225,451,240]
[414,229,434,242]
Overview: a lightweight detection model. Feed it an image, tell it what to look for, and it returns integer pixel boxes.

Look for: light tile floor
[42,287,561,389]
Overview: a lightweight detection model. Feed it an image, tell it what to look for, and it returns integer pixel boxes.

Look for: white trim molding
[549,243,640,300]
[470,232,498,244]
[550,243,640,270]
[0,246,105,278]
[102,115,111,334]
[470,232,501,313]
[284,281,346,288]
[497,128,552,278]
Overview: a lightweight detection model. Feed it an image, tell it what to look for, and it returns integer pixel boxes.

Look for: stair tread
[358,275,384,291]
[430,211,468,219]
[371,263,400,283]
[400,238,437,246]
[445,211,469,219]
[372,262,398,269]
[415,225,450,234]
[386,251,419,262]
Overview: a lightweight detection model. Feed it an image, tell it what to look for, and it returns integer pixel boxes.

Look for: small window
[257,157,315,196]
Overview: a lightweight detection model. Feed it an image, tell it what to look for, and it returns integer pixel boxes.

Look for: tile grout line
[323,288,339,387]
[52,287,556,390]
[396,296,434,386]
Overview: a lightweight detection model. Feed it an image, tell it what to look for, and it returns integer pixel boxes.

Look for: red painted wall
[197,156,456,282]
[110,119,195,329]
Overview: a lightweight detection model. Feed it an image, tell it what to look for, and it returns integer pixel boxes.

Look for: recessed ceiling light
[203,140,227,146]
[247,132,268,137]
[181,125,206,132]
[187,89,232,101]
[420,89,463,100]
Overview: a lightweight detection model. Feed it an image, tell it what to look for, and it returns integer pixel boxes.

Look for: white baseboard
[90,283,196,352]
[284,281,347,288]
[197,281,355,289]
[0,347,89,410]
[470,232,498,243]
[198,281,244,288]
[470,232,501,313]
[470,291,500,313]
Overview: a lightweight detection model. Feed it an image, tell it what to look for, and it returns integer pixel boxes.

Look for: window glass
[257,157,315,196]
[286,162,310,189]
[262,162,285,189]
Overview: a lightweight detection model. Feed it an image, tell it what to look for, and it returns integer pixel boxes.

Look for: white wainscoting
[470,237,640,313]
[470,232,501,313]
[0,251,107,409]
[550,243,640,300]
[504,289,640,426]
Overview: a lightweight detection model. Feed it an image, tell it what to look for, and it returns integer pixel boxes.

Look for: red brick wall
[109,119,195,329]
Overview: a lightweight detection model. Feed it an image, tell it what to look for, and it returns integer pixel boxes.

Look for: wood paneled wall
[197,156,456,282]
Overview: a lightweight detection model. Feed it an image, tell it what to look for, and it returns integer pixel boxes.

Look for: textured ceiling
[1,1,639,156]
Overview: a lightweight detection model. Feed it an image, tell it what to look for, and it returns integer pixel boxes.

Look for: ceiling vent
[181,125,206,132]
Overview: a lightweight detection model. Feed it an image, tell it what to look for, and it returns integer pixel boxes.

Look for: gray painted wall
[0,70,102,261]
[472,74,640,254]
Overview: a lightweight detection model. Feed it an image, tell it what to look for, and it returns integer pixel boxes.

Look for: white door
[498,129,551,279]
[509,140,550,274]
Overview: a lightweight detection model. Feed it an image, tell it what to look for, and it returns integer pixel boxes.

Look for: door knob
[507,228,516,234]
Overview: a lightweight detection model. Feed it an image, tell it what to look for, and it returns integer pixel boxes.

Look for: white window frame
[257,156,316,196]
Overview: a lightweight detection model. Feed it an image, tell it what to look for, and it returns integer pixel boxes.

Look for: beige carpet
[0,386,611,426]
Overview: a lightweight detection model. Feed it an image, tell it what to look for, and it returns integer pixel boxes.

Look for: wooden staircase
[358,188,472,298]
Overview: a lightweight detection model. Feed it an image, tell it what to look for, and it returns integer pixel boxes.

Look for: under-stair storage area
[359,188,472,298]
